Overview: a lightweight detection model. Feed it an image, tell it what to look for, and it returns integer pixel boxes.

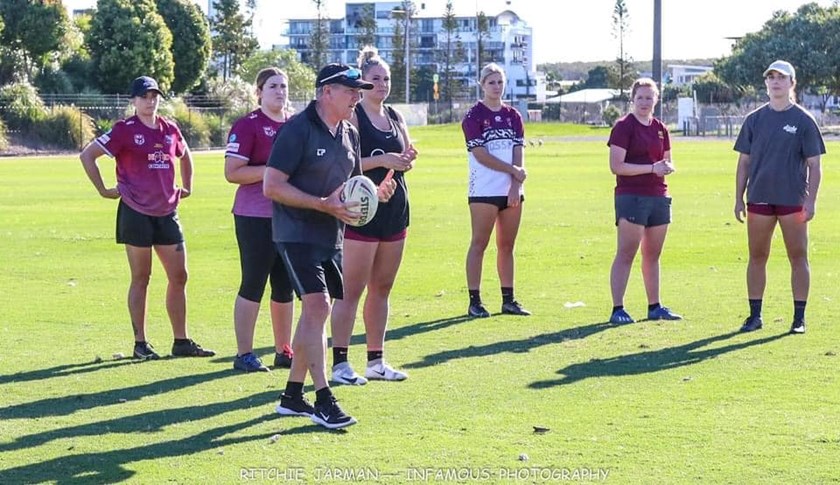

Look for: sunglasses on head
[319,67,362,85]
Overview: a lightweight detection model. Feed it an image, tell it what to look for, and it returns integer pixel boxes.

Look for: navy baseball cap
[316,63,374,90]
[130,76,164,97]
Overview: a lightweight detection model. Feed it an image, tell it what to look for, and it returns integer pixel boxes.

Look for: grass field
[1,123,839,484]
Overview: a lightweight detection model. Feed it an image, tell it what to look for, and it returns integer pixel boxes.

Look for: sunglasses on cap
[319,67,363,85]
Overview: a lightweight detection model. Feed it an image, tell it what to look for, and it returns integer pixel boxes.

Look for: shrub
[36,105,96,150]
[168,98,210,149]
[203,112,229,148]
[0,82,48,131]
[602,104,622,127]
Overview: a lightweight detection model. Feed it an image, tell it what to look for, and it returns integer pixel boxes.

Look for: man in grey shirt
[733,60,825,335]
[264,63,395,429]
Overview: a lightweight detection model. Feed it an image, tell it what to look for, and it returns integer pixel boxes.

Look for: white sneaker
[331,362,368,386]
[365,362,408,381]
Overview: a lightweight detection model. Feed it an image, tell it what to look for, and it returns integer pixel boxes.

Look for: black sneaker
[171,339,216,357]
[790,320,806,335]
[275,393,315,417]
[274,344,293,369]
[468,302,490,318]
[133,341,161,360]
[739,315,763,333]
[311,396,357,429]
[501,300,531,316]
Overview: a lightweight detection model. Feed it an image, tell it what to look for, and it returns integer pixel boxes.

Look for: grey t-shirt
[734,103,825,206]
[267,101,362,248]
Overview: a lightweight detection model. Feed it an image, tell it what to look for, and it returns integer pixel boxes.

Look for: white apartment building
[280,1,545,102]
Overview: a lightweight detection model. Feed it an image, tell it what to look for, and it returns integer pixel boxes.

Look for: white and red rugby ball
[342,175,379,227]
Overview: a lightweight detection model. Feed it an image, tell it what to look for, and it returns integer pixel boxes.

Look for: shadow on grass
[206,315,476,365]
[0,410,277,484]
[345,315,477,347]
[0,359,138,386]
[0,368,237,420]
[529,331,788,389]
[0,391,277,454]
[403,320,614,369]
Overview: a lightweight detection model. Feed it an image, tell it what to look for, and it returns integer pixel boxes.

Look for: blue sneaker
[647,306,682,321]
[233,352,269,372]
[739,315,763,333]
[609,308,635,324]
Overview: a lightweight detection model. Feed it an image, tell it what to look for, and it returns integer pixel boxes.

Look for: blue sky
[65,0,834,64]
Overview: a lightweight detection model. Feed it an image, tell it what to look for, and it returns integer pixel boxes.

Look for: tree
[155,0,212,94]
[210,0,259,81]
[87,0,174,94]
[476,11,490,71]
[611,0,633,99]
[692,72,737,104]
[438,0,462,119]
[390,15,406,103]
[584,65,617,89]
[716,3,838,110]
[237,49,317,102]
[0,0,69,80]
[308,0,330,70]
[356,3,377,49]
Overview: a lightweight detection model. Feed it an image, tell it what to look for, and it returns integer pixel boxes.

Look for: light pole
[392,2,412,104]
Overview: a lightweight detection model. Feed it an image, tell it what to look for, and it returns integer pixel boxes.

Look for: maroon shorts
[747,203,802,216]
[344,227,407,243]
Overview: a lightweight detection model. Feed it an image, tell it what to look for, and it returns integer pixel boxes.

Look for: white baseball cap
[763,60,795,80]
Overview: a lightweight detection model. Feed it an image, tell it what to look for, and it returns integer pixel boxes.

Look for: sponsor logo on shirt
[494,115,502,122]
[227,142,240,152]
[263,126,276,137]
[658,130,665,139]
[316,148,326,156]
[164,135,174,145]
[147,150,172,169]
[134,134,145,146]
[248,113,258,119]
[783,124,798,134]
[346,151,354,161]
[98,133,111,144]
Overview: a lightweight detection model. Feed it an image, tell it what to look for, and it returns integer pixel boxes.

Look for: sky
[65,0,835,64]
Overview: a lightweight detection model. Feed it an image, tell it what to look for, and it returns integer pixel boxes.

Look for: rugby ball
[342,175,379,226]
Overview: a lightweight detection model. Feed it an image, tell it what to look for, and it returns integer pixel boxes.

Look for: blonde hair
[357,45,390,77]
[630,78,659,99]
[479,62,505,85]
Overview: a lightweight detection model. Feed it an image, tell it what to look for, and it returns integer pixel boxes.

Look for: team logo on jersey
[483,119,491,128]
[164,135,174,145]
[263,126,276,137]
[134,134,145,146]
[658,131,665,139]
[783,124,798,134]
[147,150,171,169]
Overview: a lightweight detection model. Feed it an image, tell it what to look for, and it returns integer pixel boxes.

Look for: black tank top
[352,104,410,237]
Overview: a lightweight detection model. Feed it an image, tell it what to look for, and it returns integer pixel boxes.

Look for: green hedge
[0,117,8,151]
[35,106,96,150]
[0,82,48,131]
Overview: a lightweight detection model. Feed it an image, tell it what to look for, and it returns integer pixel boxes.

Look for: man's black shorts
[275,242,344,299]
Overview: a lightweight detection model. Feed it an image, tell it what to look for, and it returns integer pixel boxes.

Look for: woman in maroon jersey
[80,75,214,360]
[606,78,681,325]
[224,68,295,372]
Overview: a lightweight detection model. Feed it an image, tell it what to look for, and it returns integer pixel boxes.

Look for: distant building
[666,65,714,86]
[280,0,546,102]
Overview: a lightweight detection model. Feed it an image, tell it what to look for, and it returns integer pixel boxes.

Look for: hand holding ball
[342,175,379,227]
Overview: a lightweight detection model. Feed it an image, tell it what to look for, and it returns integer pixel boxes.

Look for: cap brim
[763,68,792,78]
[335,79,375,90]
[133,88,165,97]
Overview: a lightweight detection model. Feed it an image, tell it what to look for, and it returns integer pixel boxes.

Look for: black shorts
[116,200,184,247]
[234,215,294,303]
[275,242,344,299]
[468,195,525,211]
[614,195,671,227]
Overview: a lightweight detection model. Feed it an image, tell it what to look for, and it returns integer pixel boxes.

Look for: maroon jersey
[225,109,284,218]
[96,115,186,216]
[461,102,525,197]
[607,114,671,196]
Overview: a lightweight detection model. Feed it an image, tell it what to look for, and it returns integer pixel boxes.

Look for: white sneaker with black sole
[365,362,408,381]
[331,362,368,386]
[311,396,357,429]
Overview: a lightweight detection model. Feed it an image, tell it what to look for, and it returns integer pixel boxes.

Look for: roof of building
[545,88,619,104]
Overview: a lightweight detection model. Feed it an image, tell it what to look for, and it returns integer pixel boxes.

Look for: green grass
[1,123,839,483]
